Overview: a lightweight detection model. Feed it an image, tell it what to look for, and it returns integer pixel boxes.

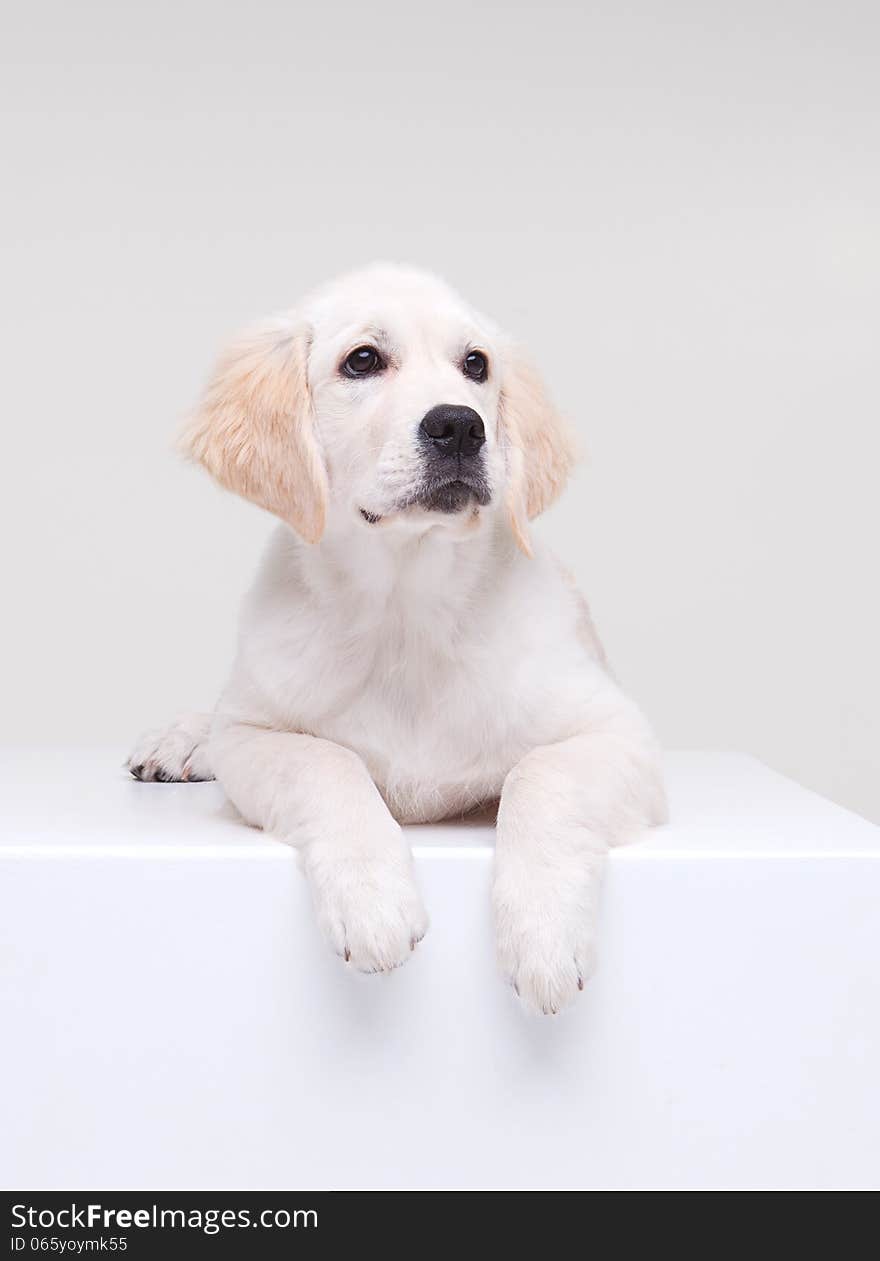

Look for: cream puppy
[128,264,667,1015]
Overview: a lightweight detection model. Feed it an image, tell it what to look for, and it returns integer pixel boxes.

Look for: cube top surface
[1,748,877,858]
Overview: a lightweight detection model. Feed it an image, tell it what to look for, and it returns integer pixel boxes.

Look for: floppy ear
[499,350,577,557]
[180,320,328,544]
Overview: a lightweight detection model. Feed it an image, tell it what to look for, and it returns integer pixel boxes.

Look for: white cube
[1,750,878,1190]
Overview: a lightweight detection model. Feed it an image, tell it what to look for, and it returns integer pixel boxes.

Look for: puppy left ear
[499,350,578,556]
[180,319,328,544]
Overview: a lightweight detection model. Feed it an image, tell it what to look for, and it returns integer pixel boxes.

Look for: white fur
[129,264,667,1014]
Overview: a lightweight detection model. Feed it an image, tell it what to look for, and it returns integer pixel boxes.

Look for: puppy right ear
[499,350,578,557]
[179,320,328,544]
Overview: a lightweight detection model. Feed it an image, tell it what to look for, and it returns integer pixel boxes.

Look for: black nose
[419,404,486,457]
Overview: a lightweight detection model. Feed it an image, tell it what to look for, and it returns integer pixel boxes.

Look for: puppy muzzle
[409,403,491,513]
[359,404,492,524]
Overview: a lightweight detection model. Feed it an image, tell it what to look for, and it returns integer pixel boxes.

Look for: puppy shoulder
[241,524,307,614]
[503,537,609,671]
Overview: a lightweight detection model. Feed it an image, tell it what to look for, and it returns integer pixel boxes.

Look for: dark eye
[342,345,385,377]
[462,350,488,382]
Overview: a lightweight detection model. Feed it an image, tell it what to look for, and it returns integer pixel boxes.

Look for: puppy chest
[314,649,525,789]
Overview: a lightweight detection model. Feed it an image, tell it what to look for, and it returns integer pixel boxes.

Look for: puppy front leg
[212,724,428,973]
[494,717,667,1014]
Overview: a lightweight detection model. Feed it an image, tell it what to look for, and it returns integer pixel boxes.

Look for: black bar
[1,1189,870,1257]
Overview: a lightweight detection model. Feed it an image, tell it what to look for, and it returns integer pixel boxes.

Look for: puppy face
[182,264,576,553]
[306,267,504,536]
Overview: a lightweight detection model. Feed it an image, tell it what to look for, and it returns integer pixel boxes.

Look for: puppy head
[181,264,575,553]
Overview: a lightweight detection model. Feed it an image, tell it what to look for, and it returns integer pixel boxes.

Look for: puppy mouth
[407,475,491,514]
[359,473,491,525]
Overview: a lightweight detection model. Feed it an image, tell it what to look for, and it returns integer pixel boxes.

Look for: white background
[2,1,878,821]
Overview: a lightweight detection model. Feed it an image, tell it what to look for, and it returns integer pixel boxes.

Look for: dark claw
[129,764,145,781]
